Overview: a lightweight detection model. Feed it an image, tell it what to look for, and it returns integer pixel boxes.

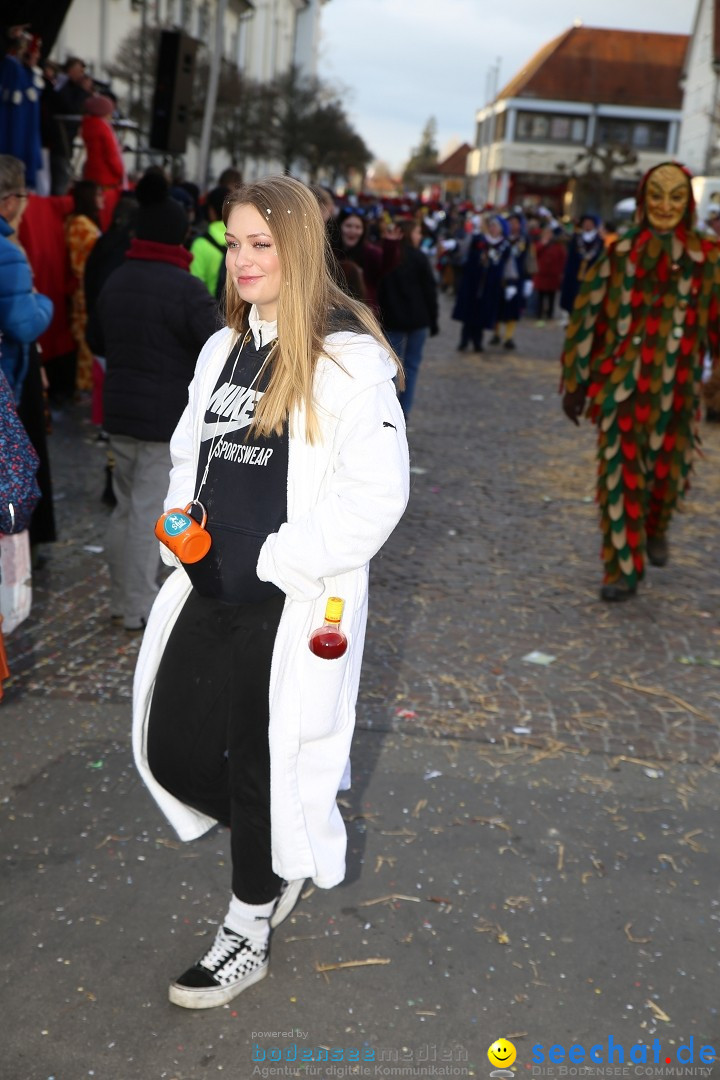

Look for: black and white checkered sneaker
[169,926,269,1009]
[270,879,305,928]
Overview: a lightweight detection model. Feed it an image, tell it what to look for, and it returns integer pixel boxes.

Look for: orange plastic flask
[154,502,211,564]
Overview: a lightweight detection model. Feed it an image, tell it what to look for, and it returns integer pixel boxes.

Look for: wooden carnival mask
[644,164,690,232]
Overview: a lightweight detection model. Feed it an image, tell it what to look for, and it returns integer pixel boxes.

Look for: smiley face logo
[488,1039,516,1069]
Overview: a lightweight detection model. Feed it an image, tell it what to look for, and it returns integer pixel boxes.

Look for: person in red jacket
[533,223,567,325]
[81,95,124,229]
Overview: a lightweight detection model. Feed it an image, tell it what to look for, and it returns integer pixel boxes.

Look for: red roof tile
[498,26,689,110]
[436,143,472,176]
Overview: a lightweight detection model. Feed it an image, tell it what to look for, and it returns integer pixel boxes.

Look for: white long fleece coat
[132,312,410,889]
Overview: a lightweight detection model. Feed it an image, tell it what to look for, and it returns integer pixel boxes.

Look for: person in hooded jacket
[377,217,438,416]
[561,162,720,601]
[87,171,216,631]
[133,175,409,1011]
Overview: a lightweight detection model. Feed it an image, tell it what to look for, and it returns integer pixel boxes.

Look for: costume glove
[504,285,517,301]
[562,386,587,426]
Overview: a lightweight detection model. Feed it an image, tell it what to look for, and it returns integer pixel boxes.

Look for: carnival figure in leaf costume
[561,162,720,602]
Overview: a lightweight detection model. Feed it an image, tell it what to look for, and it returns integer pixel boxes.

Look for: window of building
[494,111,506,140]
[550,116,570,140]
[534,115,550,139]
[515,111,586,144]
[633,124,650,147]
[597,118,669,150]
[571,118,585,142]
[597,119,630,145]
[166,0,177,21]
[181,0,193,29]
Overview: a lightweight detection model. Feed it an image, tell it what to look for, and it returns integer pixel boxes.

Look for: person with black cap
[87,171,217,632]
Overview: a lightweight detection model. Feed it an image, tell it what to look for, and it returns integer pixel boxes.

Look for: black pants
[460,323,484,350]
[147,589,285,904]
[538,290,556,319]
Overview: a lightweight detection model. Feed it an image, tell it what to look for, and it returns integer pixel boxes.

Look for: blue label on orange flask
[164,512,191,536]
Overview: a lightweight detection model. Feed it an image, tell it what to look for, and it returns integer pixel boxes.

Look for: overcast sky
[319,0,696,172]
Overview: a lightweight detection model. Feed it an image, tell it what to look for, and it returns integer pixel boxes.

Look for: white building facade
[468,97,682,210]
[677,0,720,175]
[53,0,328,182]
[466,26,687,215]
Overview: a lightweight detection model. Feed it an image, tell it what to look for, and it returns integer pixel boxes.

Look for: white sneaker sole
[168,961,268,1009]
[270,879,305,928]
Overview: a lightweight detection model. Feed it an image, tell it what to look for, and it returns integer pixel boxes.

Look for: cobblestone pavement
[5,295,720,763]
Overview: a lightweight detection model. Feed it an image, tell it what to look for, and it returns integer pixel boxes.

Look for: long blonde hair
[221,175,402,444]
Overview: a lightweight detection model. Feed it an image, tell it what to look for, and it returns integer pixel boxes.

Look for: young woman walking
[133,175,409,1009]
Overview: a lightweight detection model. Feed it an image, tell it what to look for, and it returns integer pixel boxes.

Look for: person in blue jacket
[0,155,52,402]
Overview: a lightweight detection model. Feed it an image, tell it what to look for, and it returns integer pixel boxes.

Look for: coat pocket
[299,637,352,741]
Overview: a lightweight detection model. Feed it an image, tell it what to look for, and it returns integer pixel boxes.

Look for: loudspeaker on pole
[149,30,198,154]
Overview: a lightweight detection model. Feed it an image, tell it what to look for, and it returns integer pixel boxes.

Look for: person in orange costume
[66,179,102,393]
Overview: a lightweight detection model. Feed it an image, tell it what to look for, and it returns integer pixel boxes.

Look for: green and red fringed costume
[561,164,720,588]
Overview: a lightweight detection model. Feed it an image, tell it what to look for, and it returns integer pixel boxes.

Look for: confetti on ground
[522,651,557,666]
[646,1000,671,1023]
[359,894,421,907]
[314,958,391,974]
[624,923,652,944]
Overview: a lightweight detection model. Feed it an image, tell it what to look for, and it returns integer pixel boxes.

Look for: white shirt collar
[248,305,277,349]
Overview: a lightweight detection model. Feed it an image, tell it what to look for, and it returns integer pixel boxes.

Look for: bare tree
[107,32,371,184]
[106,26,161,133]
[557,143,640,220]
[300,101,372,183]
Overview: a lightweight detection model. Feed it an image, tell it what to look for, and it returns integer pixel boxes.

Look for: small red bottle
[308,597,347,659]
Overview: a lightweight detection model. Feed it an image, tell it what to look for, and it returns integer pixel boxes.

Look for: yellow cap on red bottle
[325,596,344,623]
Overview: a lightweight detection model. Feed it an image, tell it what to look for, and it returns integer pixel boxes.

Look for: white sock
[224,894,275,946]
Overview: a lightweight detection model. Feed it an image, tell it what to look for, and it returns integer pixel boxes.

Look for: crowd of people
[3,20,720,1017]
[0,25,126,206]
[2,33,719,628]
